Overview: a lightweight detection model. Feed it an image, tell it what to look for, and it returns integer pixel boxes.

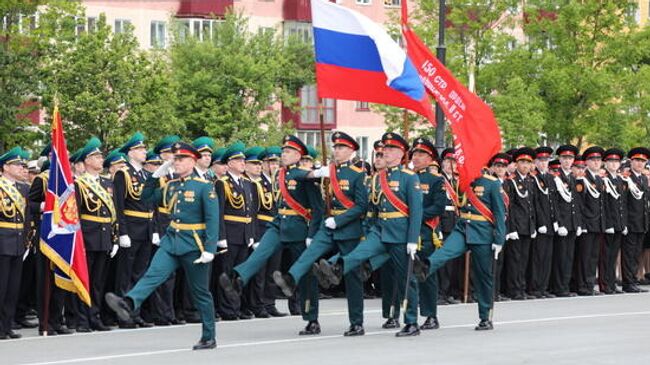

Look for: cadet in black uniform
[503,147,537,300]
[598,148,627,294]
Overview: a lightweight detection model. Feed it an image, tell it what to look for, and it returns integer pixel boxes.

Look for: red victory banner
[401,2,502,192]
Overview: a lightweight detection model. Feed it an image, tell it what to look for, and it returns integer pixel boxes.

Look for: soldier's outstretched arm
[141,176,163,205]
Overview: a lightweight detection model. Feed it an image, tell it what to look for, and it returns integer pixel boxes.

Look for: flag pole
[434,0,447,153]
[319,99,331,216]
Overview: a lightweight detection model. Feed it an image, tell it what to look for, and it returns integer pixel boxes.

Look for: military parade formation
[2,131,650,350]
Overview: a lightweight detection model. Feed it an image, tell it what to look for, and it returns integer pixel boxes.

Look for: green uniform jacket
[457,174,506,246]
[372,165,423,244]
[417,169,446,244]
[329,161,368,240]
[272,164,324,242]
[142,174,220,255]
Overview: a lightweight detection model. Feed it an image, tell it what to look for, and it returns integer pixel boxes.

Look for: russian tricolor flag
[312,0,434,120]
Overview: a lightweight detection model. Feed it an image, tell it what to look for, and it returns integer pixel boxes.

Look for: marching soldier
[413,162,506,331]
[410,137,445,329]
[437,148,462,305]
[192,137,217,181]
[273,131,368,336]
[315,132,423,337]
[574,146,605,296]
[106,142,220,350]
[550,145,583,297]
[599,148,627,294]
[214,142,256,320]
[621,147,650,293]
[503,147,536,300]
[257,146,287,317]
[219,135,322,334]
[528,146,556,298]
[113,132,155,328]
[74,138,116,332]
[0,147,31,340]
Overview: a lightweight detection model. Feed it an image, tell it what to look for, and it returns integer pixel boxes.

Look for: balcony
[283,0,311,22]
[177,0,233,18]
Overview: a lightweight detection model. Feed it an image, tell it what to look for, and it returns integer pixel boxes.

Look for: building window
[87,17,97,33]
[356,0,372,4]
[384,0,400,8]
[355,136,369,161]
[150,21,166,48]
[296,131,333,153]
[284,21,312,43]
[175,18,219,42]
[355,101,370,111]
[114,19,131,33]
[300,85,335,125]
[258,27,274,36]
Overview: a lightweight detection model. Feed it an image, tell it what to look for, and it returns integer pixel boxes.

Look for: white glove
[531,231,537,239]
[605,227,615,234]
[623,227,628,236]
[557,226,568,237]
[553,222,559,232]
[40,202,45,212]
[325,217,337,229]
[248,238,254,247]
[119,235,131,248]
[312,166,330,178]
[110,244,119,258]
[193,251,215,264]
[576,227,585,237]
[406,243,418,259]
[217,240,228,249]
[506,232,520,241]
[152,160,173,178]
[152,233,161,246]
[305,238,313,247]
[252,242,260,250]
[492,244,502,260]
[538,226,548,234]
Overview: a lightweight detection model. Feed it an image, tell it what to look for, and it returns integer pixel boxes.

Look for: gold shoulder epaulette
[192,177,210,184]
[299,167,312,171]
[401,168,415,175]
[349,165,363,173]
[219,175,229,182]
[483,174,497,181]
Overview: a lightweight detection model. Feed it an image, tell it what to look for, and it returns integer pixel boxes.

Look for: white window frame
[114,19,131,34]
[384,0,401,8]
[283,21,312,43]
[356,0,372,5]
[150,20,167,48]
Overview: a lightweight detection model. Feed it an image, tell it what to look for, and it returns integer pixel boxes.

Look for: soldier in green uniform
[413,169,506,330]
[410,137,446,330]
[219,135,323,335]
[316,132,423,337]
[273,131,368,336]
[106,142,219,350]
[210,147,227,180]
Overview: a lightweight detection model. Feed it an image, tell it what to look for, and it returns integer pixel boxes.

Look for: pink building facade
[81,0,409,159]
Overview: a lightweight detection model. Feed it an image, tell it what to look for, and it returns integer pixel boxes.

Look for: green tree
[40,13,180,151]
[171,12,313,145]
[0,0,79,152]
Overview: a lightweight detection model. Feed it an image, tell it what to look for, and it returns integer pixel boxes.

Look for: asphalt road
[3,291,650,365]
